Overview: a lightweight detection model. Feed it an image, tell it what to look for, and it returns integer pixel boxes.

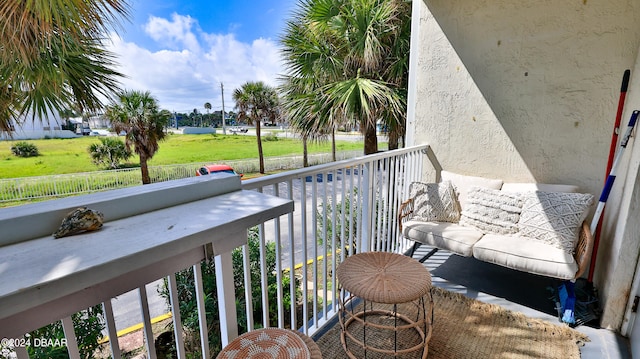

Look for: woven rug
[316,286,589,359]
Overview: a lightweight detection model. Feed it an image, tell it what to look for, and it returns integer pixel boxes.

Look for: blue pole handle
[627,110,639,130]
[599,176,616,203]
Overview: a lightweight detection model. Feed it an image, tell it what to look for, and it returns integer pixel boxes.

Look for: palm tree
[233,82,279,174]
[88,137,132,169]
[280,7,341,161]
[192,108,200,127]
[0,0,129,133]
[204,102,212,126]
[279,0,410,154]
[105,90,170,184]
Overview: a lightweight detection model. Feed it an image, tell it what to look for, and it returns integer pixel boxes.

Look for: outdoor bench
[398,171,595,281]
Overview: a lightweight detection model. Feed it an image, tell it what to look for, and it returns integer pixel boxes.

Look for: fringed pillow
[409,181,460,223]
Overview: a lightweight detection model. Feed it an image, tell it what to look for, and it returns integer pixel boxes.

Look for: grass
[0,133,366,179]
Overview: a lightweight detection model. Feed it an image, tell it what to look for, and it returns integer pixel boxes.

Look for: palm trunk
[256,121,265,173]
[140,155,151,184]
[388,128,399,150]
[303,134,309,167]
[331,127,336,162]
[363,121,378,155]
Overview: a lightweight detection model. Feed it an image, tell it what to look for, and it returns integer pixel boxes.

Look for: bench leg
[407,242,439,263]
[408,241,421,258]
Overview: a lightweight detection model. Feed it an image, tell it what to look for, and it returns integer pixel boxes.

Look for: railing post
[138,286,157,359]
[215,231,245,346]
[13,345,28,359]
[168,273,186,359]
[193,262,210,359]
[102,300,121,359]
[360,161,375,252]
[61,316,80,359]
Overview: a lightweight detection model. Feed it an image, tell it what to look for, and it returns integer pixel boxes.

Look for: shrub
[88,137,132,169]
[11,142,39,157]
[25,305,105,359]
[262,133,279,142]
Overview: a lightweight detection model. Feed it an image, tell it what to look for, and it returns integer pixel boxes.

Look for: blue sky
[106,0,298,113]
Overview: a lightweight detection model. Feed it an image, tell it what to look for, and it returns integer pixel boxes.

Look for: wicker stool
[337,252,433,359]
[216,327,322,359]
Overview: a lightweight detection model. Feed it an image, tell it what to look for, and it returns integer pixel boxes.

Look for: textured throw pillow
[518,191,594,254]
[459,186,524,235]
[409,181,460,223]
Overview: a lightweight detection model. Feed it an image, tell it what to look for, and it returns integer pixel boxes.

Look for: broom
[588,69,631,282]
[560,109,639,325]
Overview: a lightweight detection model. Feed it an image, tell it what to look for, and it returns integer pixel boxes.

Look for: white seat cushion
[472,234,578,280]
[402,220,484,257]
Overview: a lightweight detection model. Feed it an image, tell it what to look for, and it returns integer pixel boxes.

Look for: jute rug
[316,287,589,359]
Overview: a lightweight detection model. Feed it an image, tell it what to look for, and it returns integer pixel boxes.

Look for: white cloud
[105,13,284,114]
[144,13,201,53]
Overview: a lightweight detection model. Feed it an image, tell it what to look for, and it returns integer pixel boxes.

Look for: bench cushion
[472,234,578,280]
[402,220,484,257]
[441,171,503,211]
[501,183,579,193]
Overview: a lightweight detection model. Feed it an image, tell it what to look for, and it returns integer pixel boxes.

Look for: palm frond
[0,0,128,133]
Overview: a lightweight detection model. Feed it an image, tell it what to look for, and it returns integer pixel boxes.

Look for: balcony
[0,145,631,358]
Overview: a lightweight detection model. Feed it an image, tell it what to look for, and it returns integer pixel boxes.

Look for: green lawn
[0,133,366,179]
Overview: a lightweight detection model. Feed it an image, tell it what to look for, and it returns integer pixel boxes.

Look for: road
[258,170,356,267]
[108,279,168,334]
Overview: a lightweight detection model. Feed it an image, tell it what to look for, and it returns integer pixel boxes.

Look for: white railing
[0,150,363,203]
[0,145,430,359]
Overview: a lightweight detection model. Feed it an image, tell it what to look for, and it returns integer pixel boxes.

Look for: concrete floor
[410,244,632,359]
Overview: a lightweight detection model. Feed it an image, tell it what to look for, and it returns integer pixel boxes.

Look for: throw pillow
[518,191,594,254]
[459,186,524,235]
[409,181,460,223]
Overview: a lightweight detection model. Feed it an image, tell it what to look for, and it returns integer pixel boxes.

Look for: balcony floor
[314,245,632,359]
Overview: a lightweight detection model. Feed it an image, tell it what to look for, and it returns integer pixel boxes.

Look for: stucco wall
[407,0,640,330]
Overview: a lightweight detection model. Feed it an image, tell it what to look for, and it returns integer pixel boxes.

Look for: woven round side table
[337,252,433,359]
[216,327,322,359]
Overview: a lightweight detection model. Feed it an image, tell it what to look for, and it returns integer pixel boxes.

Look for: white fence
[0,150,363,203]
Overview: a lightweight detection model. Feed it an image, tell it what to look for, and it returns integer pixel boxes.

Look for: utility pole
[221,83,227,135]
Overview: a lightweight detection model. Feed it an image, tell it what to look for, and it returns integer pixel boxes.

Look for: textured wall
[408,0,640,330]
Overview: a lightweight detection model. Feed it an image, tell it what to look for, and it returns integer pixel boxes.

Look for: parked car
[195,164,242,178]
[89,130,110,136]
[229,126,248,134]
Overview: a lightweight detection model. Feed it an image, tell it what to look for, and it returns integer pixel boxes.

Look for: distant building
[0,113,113,140]
[1,112,78,140]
